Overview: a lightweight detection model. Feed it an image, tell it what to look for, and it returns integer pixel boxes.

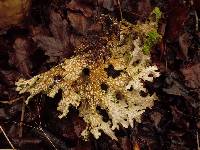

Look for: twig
[18,98,26,138]
[117,0,123,21]
[0,96,23,105]
[0,126,15,150]
[197,131,200,150]
[39,127,57,150]
[12,121,67,150]
[194,10,199,31]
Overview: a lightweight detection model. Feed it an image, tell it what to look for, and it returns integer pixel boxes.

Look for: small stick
[0,126,15,150]
[39,127,57,150]
[0,96,23,105]
[19,98,26,138]
[194,10,199,31]
[197,131,200,150]
[117,0,123,21]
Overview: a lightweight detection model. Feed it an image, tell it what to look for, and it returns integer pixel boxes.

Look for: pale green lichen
[15,8,162,140]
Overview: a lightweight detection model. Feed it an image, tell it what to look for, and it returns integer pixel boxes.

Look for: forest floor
[0,0,200,149]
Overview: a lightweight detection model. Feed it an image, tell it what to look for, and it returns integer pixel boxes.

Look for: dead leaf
[97,0,117,11]
[0,108,9,119]
[163,73,197,107]
[170,106,189,129]
[165,2,189,41]
[179,32,191,59]
[0,0,31,30]
[73,117,86,137]
[33,10,72,62]
[134,142,140,150]
[150,112,162,128]
[120,137,132,150]
[137,0,152,19]
[0,70,20,86]
[163,76,189,97]
[181,64,200,89]
[68,12,90,35]
[9,38,32,78]
[66,0,93,17]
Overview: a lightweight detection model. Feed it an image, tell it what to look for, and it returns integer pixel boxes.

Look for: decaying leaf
[66,0,93,17]
[179,32,191,59]
[68,12,90,35]
[0,0,31,30]
[9,38,32,78]
[33,10,72,62]
[15,8,161,140]
[181,64,200,89]
[150,112,162,128]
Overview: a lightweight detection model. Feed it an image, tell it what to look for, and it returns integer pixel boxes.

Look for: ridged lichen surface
[16,8,161,140]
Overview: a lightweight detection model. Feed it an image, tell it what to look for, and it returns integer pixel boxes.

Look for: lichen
[16,8,161,140]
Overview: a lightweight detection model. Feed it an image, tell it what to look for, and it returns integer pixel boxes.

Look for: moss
[142,7,162,54]
[143,30,161,54]
[151,7,162,22]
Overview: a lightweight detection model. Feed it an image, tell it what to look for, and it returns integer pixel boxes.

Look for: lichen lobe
[16,8,161,140]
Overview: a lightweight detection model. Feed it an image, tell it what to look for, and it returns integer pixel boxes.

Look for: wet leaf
[163,75,189,97]
[97,0,117,11]
[73,117,86,137]
[33,10,72,62]
[66,0,93,17]
[138,0,152,19]
[9,38,32,78]
[68,12,90,35]
[165,2,189,41]
[120,137,132,150]
[170,106,189,129]
[179,32,191,59]
[0,70,20,86]
[181,64,200,89]
[150,112,162,128]
[134,142,140,150]
[0,108,9,119]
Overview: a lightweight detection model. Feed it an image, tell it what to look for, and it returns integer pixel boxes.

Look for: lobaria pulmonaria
[16,8,162,140]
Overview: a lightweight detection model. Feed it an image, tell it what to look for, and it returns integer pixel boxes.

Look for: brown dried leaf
[33,36,65,60]
[0,108,9,119]
[33,10,72,62]
[120,137,132,150]
[165,2,189,41]
[163,74,197,106]
[170,106,189,129]
[150,112,162,128]
[68,12,90,35]
[181,64,200,89]
[97,0,117,11]
[66,0,93,17]
[138,0,152,19]
[163,78,189,97]
[49,10,69,43]
[73,117,86,137]
[134,142,140,150]
[0,70,20,86]
[9,38,32,78]
[179,32,191,59]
